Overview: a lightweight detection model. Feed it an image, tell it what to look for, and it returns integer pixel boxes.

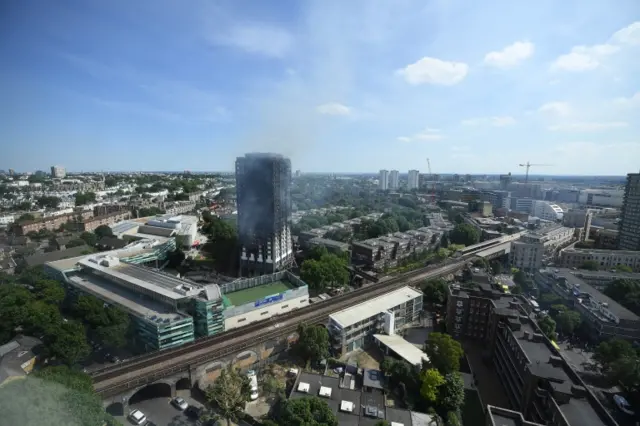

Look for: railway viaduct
[96,236,518,413]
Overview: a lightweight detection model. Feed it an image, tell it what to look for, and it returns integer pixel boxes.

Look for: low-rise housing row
[351,228,435,271]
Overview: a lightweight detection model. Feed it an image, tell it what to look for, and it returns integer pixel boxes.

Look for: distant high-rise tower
[236,153,293,275]
[618,173,640,251]
[408,170,420,190]
[389,170,399,190]
[51,165,66,179]
[379,170,389,190]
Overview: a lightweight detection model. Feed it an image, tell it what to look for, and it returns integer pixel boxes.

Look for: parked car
[184,405,202,419]
[613,395,635,415]
[247,370,259,401]
[128,409,147,425]
[171,396,189,410]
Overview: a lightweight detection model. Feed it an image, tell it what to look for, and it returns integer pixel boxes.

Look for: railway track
[93,259,469,397]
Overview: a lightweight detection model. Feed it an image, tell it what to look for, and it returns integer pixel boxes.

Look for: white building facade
[408,170,420,190]
[379,170,389,190]
[389,170,399,190]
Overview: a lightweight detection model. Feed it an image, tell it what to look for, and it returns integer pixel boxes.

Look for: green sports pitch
[224,281,294,307]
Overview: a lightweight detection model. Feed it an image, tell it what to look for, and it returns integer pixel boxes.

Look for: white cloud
[549,121,628,132]
[538,101,572,116]
[613,92,640,108]
[461,116,516,127]
[396,57,468,86]
[550,44,619,71]
[484,41,535,68]
[316,102,352,116]
[212,24,293,58]
[611,21,640,45]
[397,128,444,142]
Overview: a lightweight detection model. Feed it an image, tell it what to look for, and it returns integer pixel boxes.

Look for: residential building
[510,226,575,271]
[389,170,399,190]
[446,284,618,426]
[351,228,434,271]
[486,406,544,426]
[591,228,618,249]
[379,170,389,190]
[540,268,640,292]
[407,169,419,190]
[499,173,512,190]
[79,211,132,232]
[50,165,66,179]
[618,173,640,251]
[236,153,293,275]
[12,213,78,235]
[513,198,534,214]
[558,248,640,272]
[328,286,423,354]
[536,268,640,341]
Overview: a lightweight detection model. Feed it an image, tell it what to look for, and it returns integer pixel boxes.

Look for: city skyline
[1,0,639,174]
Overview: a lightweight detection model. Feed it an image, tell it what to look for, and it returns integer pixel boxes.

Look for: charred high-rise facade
[235,153,293,275]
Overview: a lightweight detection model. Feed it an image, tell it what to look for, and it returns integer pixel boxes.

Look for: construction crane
[426,158,435,202]
[519,161,552,183]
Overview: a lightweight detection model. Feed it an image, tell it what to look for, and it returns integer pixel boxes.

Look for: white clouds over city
[484,41,535,68]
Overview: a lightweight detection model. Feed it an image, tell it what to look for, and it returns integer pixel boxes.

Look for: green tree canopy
[205,366,251,426]
[604,279,640,316]
[537,315,557,340]
[300,253,349,293]
[449,224,479,246]
[594,338,636,372]
[36,196,61,209]
[75,191,96,206]
[439,372,465,413]
[614,264,633,273]
[266,396,338,426]
[80,231,98,246]
[555,310,581,335]
[294,324,329,365]
[421,279,448,306]
[420,368,445,402]
[424,332,464,374]
[579,260,600,271]
[94,225,114,239]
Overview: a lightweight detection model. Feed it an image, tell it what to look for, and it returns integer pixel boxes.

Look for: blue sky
[1,0,639,175]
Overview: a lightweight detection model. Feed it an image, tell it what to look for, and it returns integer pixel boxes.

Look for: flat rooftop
[224,280,293,306]
[540,269,638,321]
[67,271,190,321]
[78,258,203,301]
[373,334,429,366]
[330,286,422,328]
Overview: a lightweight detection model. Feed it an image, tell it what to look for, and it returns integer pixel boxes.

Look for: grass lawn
[224,281,294,306]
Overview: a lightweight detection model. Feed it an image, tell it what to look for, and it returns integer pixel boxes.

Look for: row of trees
[594,338,640,391]
[604,279,640,317]
[200,211,238,274]
[0,267,129,365]
[380,333,465,425]
[75,191,96,206]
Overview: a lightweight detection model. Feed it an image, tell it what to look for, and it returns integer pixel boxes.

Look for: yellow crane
[519,161,552,183]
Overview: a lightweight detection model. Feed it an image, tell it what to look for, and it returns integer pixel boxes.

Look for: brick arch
[233,350,258,369]
[128,382,172,405]
[105,401,124,417]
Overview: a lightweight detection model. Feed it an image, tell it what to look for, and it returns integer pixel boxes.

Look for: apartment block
[535,268,640,341]
[446,284,618,426]
[619,173,640,251]
[79,211,132,232]
[510,226,575,272]
[558,248,640,272]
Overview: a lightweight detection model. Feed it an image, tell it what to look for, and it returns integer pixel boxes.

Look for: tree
[440,233,450,248]
[75,191,96,206]
[266,396,338,426]
[375,422,391,426]
[579,260,600,271]
[604,279,640,316]
[421,279,448,306]
[167,248,186,268]
[614,264,633,273]
[205,366,251,426]
[65,239,86,249]
[80,232,98,246]
[537,316,557,341]
[556,310,581,336]
[424,333,464,374]
[446,411,462,426]
[300,253,349,293]
[490,261,502,275]
[420,368,445,402]
[594,338,636,372]
[439,372,465,413]
[294,324,329,365]
[45,321,91,365]
[18,213,35,222]
[36,196,61,209]
[513,270,527,287]
[449,224,479,246]
[93,224,113,239]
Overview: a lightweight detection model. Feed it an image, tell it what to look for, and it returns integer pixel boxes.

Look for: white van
[247,370,259,400]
